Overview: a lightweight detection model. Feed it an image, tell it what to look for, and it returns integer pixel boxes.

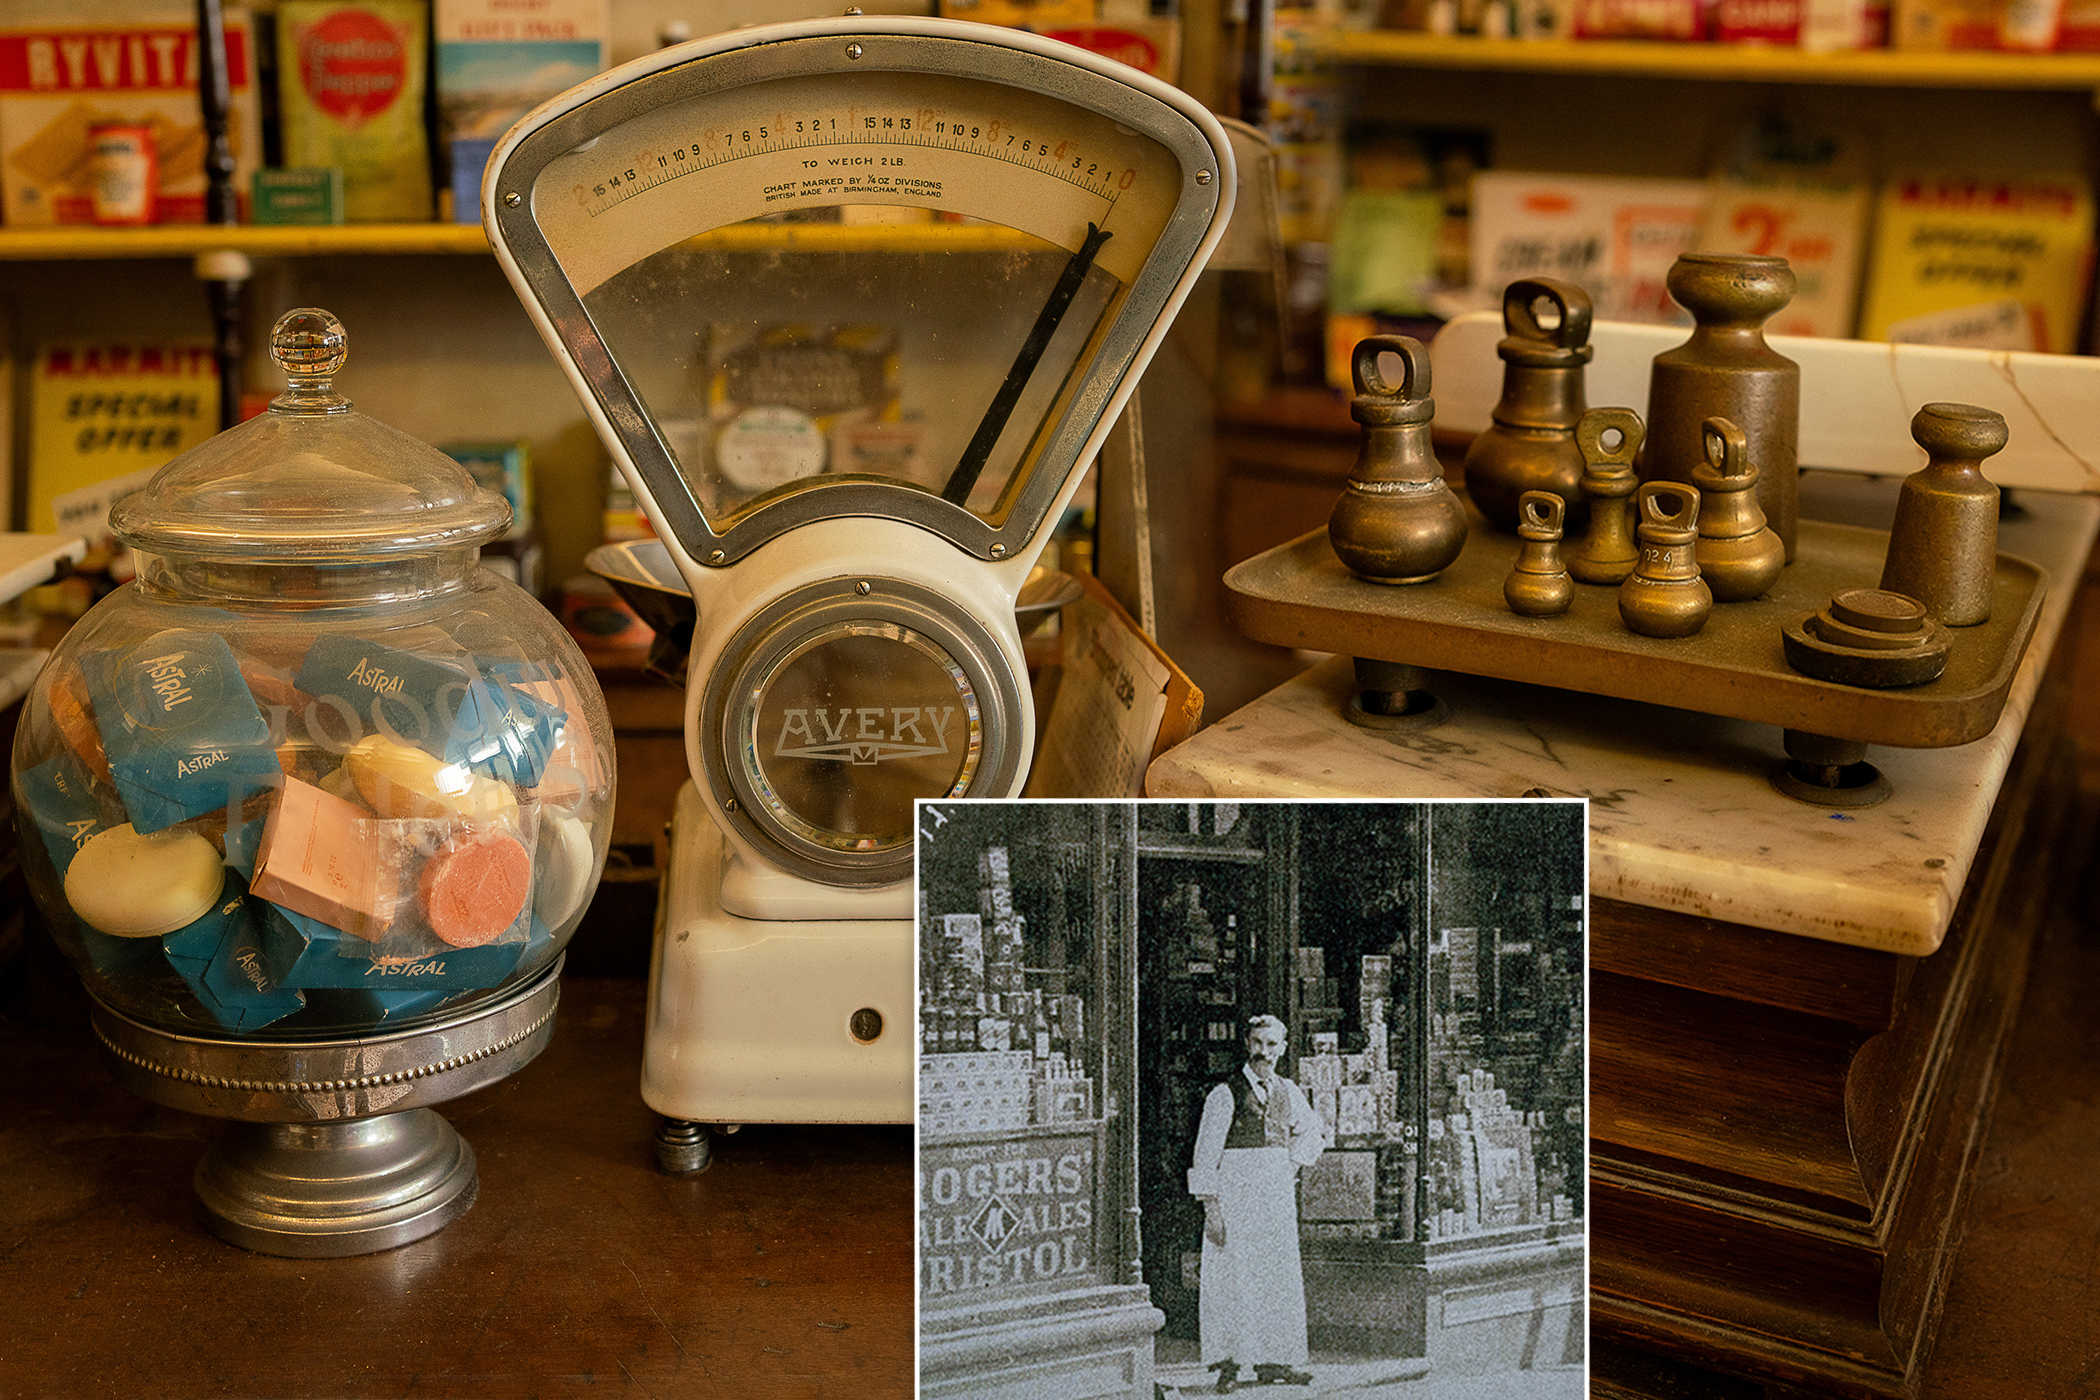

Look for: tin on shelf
[89,122,158,226]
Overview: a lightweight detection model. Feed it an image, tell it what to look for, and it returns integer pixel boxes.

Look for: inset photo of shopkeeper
[916,800,1587,1400]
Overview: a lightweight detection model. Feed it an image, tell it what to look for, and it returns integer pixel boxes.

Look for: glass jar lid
[110,309,512,562]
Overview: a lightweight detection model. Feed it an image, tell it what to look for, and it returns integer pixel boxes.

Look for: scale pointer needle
[942,221,1113,507]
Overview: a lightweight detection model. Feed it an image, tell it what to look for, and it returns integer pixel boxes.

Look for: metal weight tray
[1223,510,2045,750]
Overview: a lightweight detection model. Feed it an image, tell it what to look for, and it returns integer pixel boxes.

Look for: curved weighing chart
[536,69,1184,298]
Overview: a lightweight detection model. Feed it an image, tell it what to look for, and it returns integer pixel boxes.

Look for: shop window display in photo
[916,800,1586,1400]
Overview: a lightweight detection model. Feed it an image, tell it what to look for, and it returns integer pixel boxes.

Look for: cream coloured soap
[343,734,517,824]
[533,807,595,930]
[65,824,227,938]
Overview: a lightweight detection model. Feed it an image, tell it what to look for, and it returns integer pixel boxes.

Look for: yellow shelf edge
[0,223,493,260]
[0,219,1037,260]
[1323,31,2100,89]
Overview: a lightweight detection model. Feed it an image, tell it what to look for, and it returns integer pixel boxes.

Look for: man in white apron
[1187,1014,1330,1392]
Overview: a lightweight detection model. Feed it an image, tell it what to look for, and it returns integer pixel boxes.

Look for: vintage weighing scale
[483,15,1235,1163]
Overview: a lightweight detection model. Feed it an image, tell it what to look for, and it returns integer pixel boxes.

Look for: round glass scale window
[700,577,1021,885]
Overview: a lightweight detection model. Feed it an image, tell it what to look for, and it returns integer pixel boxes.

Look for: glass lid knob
[271,307,351,413]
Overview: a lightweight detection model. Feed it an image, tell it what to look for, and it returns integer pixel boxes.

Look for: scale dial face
[487,22,1229,568]
[487,20,1230,885]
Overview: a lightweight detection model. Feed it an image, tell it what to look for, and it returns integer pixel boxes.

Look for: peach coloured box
[251,775,402,938]
[81,629,283,835]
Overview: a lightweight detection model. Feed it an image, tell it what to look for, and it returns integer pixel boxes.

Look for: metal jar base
[195,1109,479,1256]
[89,959,562,1257]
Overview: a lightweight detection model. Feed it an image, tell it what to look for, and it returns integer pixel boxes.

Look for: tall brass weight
[1643,253,1800,561]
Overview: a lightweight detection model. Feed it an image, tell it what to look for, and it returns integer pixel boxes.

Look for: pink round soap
[416,830,531,948]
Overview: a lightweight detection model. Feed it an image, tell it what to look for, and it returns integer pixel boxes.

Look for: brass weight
[1879,403,2008,627]
[1692,416,1785,603]
[1504,490,1574,617]
[1618,482,1712,638]
[1327,334,1469,585]
[1565,406,1643,585]
[1642,253,1800,561]
[1461,277,1594,534]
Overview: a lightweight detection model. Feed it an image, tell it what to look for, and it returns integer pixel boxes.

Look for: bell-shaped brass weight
[1879,403,2007,627]
[1565,406,1643,585]
[1461,277,1594,533]
[1618,482,1712,638]
[1692,416,1785,603]
[1329,334,1469,585]
[1505,491,1574,617]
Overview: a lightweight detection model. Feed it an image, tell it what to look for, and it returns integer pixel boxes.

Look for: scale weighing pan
[483,17,1233,1138]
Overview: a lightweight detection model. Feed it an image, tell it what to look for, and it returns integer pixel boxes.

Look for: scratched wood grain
[0,972,913,1400]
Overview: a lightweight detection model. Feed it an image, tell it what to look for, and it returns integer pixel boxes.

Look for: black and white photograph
[917,799,1586,1400]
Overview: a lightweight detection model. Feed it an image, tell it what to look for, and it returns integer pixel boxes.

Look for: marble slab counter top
[1147,481,2099,957]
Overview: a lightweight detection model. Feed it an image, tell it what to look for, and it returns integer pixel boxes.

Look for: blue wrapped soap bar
[444,677,560,787]
[82,630,282,835]
[17,750,108,875]
[161,877,306,1033]
[294,633,474,756]
[265,902,552,991]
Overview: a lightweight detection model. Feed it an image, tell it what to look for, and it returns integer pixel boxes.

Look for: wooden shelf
[1323,30,2100,92]
[0,219,1040,262]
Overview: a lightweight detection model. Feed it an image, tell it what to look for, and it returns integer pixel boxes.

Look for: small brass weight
[1505,491,1574,616]
[1619,483,1712,638]
[1566,407,1643,585]
[1328,334,1469,584]
[1692,416,1785,602]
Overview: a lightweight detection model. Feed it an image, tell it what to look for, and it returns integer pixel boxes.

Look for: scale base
[195,1110,478,1257]
[642,783,913,1135]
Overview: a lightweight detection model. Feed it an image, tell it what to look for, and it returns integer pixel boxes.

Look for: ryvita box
[0,0,263,225]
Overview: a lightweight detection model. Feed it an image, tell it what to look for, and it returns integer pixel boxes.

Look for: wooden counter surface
[0,967,912,1399]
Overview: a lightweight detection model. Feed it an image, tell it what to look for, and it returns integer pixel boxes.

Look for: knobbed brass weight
[1619,482,1712,638]
[1328,334,1469,584]
[1642,253,1800,561]
[1880,402,2008,627]
[1692,416,1785,602]
[1565,406,1643,585]
[1461,277,1594,533]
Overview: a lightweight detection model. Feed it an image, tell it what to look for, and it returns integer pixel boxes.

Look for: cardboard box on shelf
[435,0,605,215]
[1888,0,2000,46]
[1469,170,1706,324]
[277,0,431,222]
[1857,171,2094,355]
[0,1,263,226]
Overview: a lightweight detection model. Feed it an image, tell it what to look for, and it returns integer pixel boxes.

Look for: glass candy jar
[8,309,614,1255]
